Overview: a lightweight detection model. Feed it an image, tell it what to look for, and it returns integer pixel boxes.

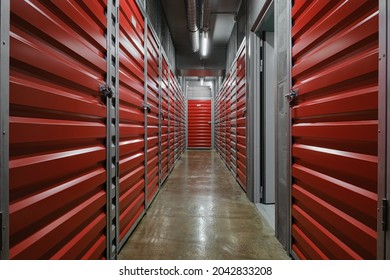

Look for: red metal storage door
[215,91,221,154]
[10,0,108,259]
[291,0,378,259]
[161,57,169,183]
[230,62,238,174]
[220,83,226,161]
[146,28,160,206]
[168,71,175,172]
[173,79,179,162]
[188,100,212,148]
[225,77,231,167]
[179,90,186,154]
[236,43,247,190]
[118,0,145,247]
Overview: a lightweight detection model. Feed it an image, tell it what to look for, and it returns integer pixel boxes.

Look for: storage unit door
[230,62,238,175]
[118,0,145,246]
[220,85,226,161]
[168,71,175,172]
[188,100,212,148]
[215,92,220,153]
[180,91,186,154]
[173,79,179,162]
[291,0,378,259]
[161,58,169,182]
[236,43,247,190]
[225,81,231,166]
[146,28,160,206]
[10,0,108,259]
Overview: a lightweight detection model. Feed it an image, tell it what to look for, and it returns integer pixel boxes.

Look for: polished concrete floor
[119,150,289,260]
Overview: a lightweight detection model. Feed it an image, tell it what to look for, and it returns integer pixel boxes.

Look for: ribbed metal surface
[170,75,180,163]
[168,71,175,172]
[291,0,378,259]
[215,90,221,153]
[118,0,145,245]
[236,43,246,190]
[9,0,107,259]
[146,28,160,206]
[230,61,237,173]
[177,86,186,154]
[188,100,212,148]
[225,74,231,167]
[219,81,227,162]
[161,57,169,182]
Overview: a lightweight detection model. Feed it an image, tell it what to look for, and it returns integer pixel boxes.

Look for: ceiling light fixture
[200,31,209,57]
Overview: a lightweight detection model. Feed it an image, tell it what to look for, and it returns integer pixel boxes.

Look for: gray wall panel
[275,0,290,253]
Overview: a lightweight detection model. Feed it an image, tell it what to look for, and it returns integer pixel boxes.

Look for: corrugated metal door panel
[146,28,160,205]
[168,70,175,172]
[236,43,246,190]
[161,58,169,182]
[9,0,107,259]
[230,62,237,173]
[219,83,226,162]
[188,100,212,148]
[225,100,231,166]
[180,89,186,154]
[291,0,378,259]
[118,0,145,245]
[172,77,179,163]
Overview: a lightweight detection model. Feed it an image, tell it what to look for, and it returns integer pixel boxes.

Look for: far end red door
[188,100,212,148]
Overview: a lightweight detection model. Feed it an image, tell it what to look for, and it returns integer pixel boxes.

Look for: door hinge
[382,198,388,231]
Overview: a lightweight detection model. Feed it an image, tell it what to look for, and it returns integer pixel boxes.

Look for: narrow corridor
[119,151,288,260]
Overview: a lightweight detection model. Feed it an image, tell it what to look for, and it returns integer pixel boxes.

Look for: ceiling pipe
[185,0,199,52]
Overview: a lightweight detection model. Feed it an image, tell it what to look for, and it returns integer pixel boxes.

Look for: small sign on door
[196,104,201,107]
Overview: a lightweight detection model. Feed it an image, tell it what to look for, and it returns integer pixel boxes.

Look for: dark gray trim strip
[0,0,10,260]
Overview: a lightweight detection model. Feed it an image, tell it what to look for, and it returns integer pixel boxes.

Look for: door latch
[143,103,151,114]
[285,89,298,104]
[99,84,115,98]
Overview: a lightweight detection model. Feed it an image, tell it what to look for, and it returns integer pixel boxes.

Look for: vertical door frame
[158,46,163,188]
[105,0,120,260]
[143,18,149,209]
[184,77,188,149]
[211,80,215,150]
[247,32,262,203]
[379,0,389,260]
[274,0,292,255]
[0,0,10,260]
[386,0,390,259]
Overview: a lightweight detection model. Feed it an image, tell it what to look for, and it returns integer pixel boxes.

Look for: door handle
[99,84,114,98]
[143,103,151,114]
[285,89,298,103]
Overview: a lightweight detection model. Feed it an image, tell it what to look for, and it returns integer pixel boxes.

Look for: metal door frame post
[105,0,120,260]
[0,0,10,260]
